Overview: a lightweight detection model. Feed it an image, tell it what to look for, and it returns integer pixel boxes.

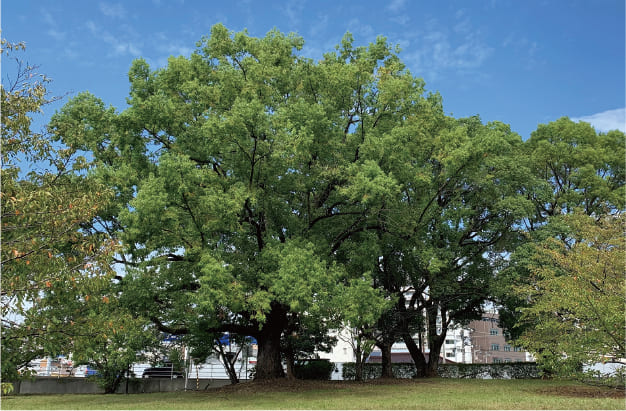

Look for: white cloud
[284,0,306,28]
[346,18,375,39]
[399,13,493,81]
[308,14,329,38]
[572,108,626,132]
[386,0,406,13]
[42,10,66,41]
[99,2,127,18]
[85,20,142,57]
[390,14,410,25]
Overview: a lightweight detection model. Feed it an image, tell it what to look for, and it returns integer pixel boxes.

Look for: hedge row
[341,362,540,380]
[293,359,335,380]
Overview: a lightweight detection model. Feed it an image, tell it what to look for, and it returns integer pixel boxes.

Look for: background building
[467,310,532,364]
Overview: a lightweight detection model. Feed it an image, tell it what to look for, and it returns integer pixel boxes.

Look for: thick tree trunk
[379,342,394,378]
[425,306,446,378]
[354,340,366,381]
[355,358,364,381]
[254,305,286,380]
[425,336,443,377]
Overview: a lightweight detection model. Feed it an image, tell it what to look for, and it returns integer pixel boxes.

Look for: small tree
[335,276,392,381]
[69,285,160,393]
[1,39,115,384]
[515,212,625,389]
[186,328,248,385]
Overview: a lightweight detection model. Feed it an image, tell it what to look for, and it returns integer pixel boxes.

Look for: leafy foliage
[497,118,625,339]
[1,41,157,394]
[0,40,119,381]
[515,213,625,388]
[48,24,451,380]
[293,359,334,380]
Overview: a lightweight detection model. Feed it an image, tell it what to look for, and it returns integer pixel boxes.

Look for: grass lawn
[2,378,624,410]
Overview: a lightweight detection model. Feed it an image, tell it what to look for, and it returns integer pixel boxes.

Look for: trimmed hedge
[342,362,540,380]
[293,359,334,380]
[438,363,540,379]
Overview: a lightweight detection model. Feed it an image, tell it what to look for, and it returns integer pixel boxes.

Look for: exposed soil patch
[537,385,625,399]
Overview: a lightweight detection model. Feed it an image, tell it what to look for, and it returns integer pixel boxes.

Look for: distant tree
[362,117,534,377]
[281,312,339,380]
[524,117,624,220]
[334,276,392,381]
[497,118,625,338]
[515,212,625,388]
[69,288,160,393]
[185,327,250,384]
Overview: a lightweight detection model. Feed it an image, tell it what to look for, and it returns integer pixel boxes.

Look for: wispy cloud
[390,14,410,25]
[400,13,492,81]
[502,33,541,69]
[572,108,625,132]
[386,0,409,25]
[386,0,406,13]
[42,10,66,41]
[99,2,127,19]
[346,18,375,39]
[283,0,306,28]
[403,31,492,80]
[308,14,329,38]
[85,20,142,57]
[150,33,195,67]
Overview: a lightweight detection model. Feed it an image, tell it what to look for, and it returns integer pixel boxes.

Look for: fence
[9,377,234,395]
[28,358,254,381]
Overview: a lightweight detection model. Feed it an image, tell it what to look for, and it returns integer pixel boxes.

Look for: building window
[491,344,500,351]
[514,347,522,352]
[504,358,511,363]
[445,339,455,345]
[446,352,455,357]
[489,329,498,336]
[504,345,511,352]
[493,358,502,363]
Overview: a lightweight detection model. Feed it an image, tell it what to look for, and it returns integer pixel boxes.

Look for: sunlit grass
[3,379,624,410]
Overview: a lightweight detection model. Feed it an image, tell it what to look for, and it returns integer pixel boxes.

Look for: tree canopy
[7,25,623,386]
[51,24,438,379]
[1,39,117,381]
[515,212,625,388]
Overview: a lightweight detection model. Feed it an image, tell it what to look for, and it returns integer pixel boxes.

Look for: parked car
[142,365,184,378]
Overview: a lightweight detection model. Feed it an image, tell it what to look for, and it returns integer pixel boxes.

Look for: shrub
[293,359,334,380]
[342,362,540,380]
[1,382,14,395]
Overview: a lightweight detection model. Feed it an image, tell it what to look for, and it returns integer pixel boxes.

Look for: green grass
[2,379,624,410]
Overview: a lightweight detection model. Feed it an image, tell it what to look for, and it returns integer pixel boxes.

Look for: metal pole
[184,347,189,392]
[196,362,199,390]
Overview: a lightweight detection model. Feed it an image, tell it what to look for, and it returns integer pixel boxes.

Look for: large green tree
[497,117,625,338]
[50,25,439,380]
[368,117,534,376]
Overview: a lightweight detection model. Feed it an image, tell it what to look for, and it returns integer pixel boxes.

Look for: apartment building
[467,311,531,364]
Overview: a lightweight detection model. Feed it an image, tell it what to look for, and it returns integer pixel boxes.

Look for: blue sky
[3,0,625,139]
